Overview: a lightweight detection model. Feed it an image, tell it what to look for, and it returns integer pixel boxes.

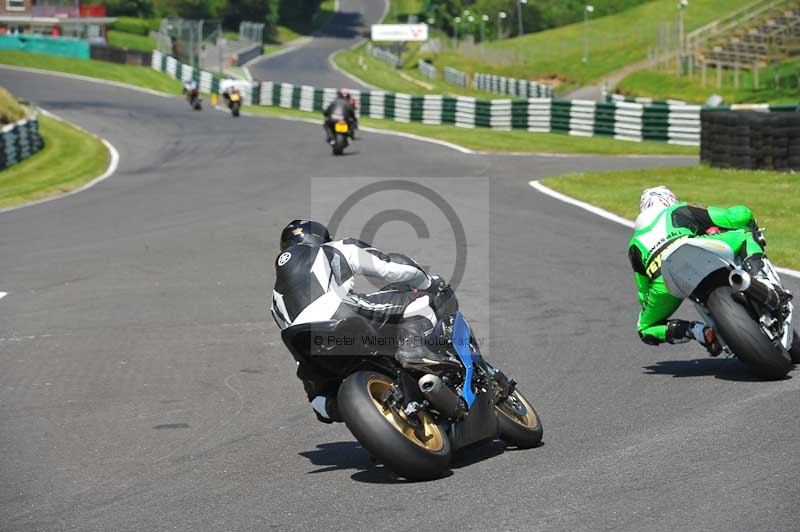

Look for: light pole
[498,11,507,40]
[454,16,461,47]
[678,0,688,57]
[516,0,527,37]
[481,14,489,43]
[582,5,594,64]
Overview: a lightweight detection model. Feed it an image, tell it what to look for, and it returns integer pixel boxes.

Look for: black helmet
[280,219,331,250]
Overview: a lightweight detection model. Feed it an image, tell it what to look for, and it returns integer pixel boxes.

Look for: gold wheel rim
[497,390,538,429]
[367,377,445,452]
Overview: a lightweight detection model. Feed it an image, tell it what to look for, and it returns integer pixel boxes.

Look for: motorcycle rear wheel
[496,387,543,449]
[338,370,451,481]
[789,329,800,364]
[707,286,792,380]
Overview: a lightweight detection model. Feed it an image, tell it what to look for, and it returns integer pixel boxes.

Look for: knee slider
[638,331,662,346]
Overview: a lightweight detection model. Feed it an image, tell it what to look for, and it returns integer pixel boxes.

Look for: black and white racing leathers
[270,238,439,329]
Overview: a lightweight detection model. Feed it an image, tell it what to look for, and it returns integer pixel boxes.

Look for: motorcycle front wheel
[332,133,346,155]
[495,387,543,449]
[707,286,792,380]
[338,370,451,481]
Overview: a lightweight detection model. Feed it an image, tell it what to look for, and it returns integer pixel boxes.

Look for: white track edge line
[0,111,120,214]
[529,180,800,279]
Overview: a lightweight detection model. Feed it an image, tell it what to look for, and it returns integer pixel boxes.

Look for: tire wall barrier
[1,110,44,170]
[149,49,796,147]
[701,107,800,170]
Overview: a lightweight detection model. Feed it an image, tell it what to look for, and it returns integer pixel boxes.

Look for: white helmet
[639,186,678,214]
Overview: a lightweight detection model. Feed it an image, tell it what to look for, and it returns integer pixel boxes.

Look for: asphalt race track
[248,0,387,89]
[1,5,799,531]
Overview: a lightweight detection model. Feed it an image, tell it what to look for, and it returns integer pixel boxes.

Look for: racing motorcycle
[660,233,798,379]
[281,282,543,480]
[226,90,241,117]
[328,112,350,156]
[183,86,201,110]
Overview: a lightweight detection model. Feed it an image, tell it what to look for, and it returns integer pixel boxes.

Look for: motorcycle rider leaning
[270,219,457,423]
[322,91,357,144]
[628,186,791,355]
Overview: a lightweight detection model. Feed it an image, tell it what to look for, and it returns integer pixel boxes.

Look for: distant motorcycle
[327,112,350,156]
[185,87,202,111]
[224,90,241,117]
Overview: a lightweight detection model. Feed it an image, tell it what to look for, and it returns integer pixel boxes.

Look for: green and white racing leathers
[627,202,764,346]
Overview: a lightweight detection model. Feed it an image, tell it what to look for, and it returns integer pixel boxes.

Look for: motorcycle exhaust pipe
[418,374,463,418]
[729,269,782,311]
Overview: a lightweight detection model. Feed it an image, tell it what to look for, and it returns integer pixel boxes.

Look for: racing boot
[395,317,462,373]
[666,319,722,356]
[743,254,793,307]
[310,395,342,424]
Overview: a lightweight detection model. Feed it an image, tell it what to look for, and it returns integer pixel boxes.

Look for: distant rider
[182,78,198,94]
[183,79,199,104]
[270,220,456,423]
[628,186,791,355]
[322,91,357,144]
[344,89,359,138]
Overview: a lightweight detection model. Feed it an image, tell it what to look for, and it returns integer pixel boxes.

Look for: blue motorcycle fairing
[452,311,480,408]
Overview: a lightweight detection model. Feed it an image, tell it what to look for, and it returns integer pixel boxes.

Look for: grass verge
[334,42,510,98]
[542,166,799,268]
[616,61,800,105]
[0,85,27,122]
[107,30,157,53]
[242,104,697,156]
[0,51,183,95]
[342,0,755,95]
[0,114,109,209]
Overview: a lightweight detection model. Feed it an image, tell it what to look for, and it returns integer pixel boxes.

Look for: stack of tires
[701,109,800,171]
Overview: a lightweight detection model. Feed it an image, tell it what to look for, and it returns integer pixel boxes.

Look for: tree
[98,0,154,18]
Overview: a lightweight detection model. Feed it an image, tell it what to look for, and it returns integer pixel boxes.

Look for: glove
[427,275,449,292]
[754,228,767,248]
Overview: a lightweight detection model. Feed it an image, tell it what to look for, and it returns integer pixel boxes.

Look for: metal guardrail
[443,67,467,87]
[473,73,554,98]
[417,59,436,80]
[367,44,401,68]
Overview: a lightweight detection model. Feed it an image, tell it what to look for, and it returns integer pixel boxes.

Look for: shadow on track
[299,438,542,483]
[642,358,791,382]
[314,11,366,39]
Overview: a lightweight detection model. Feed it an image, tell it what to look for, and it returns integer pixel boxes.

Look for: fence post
[716,63,722,89]
[701,61,707,88]
[753,63,759,89]
[734,62,739,89]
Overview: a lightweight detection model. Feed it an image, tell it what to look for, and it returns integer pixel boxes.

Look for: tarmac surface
[1,3,798,530]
